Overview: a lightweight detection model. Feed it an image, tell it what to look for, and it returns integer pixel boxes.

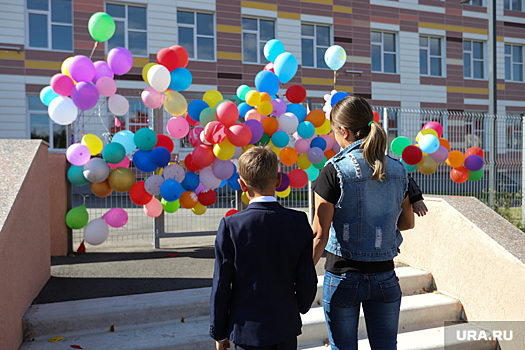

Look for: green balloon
[199,107,217,126]
[236,85,251,101]
[214,99,232,108]
[88,12,116,42]
[255,133,270,146]
[305,165,320,182]
[468,169,483,181]
[66,205,89,229]
[391,136,412,156]
[313,156,327,169]
[102,142,126,164]
[68,165,89,186]
[161,198,180,213]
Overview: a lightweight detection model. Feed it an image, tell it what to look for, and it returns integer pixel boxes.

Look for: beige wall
[0,142,51,350]
[397,197,525,350]
[48,153,69,256]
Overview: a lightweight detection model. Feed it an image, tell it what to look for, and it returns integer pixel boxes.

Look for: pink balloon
[66,143,91,165]
[108,155,130,169]
[96,76,117,97]
[107,47,133,75]
[321,134,335,150]
[216,101,239,127]
[227,123,252,147]
[429,146,449,163]
[203,121,227,144]
[141,86,164,109]
[167,116,190,138]
[189,127,204,147]
[423,121,444,138]
[295,138,310,154]
[92,61,114,83]
[69,55,96,83]
[271,98,287,117]
[245,109,263,122]
[143,197,163,217]
[50,73,74,96]
[102,208,128,228]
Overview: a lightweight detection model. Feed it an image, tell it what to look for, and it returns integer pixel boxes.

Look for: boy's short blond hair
[238,146,278,192]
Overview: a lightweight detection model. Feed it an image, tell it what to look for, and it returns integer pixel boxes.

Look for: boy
[210,146,318,350]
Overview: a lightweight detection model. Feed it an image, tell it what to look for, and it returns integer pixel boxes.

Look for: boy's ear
[275,172,282,189]
[238,177,248,193]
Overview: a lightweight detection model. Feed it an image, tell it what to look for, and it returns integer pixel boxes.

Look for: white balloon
[162,164,185,182]
[144,174,164,195]
[84,218,109,245]
[108,94,129,116]
[199,166,221,190]
[48,96,78,125]
[147,64,171,92]
[278,112,299,133]
[83,158,110,183]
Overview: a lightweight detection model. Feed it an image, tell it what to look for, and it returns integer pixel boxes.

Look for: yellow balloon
[269,141,281,156]
[192,202,207,215]
[108,167,136,192]
[203,89,223,107]
[142,62,156,85]
[417,155,437,175]
[276,186,291,198]
[164,90,188,116]
[61,57,76,83]
[214,138,235,160]
[245,90,261,107]
[81,134,103,155]
[315,118,332,135]
[297,154,312,169]
[416,129,438,143]
[257,101,273,116]
[241,191,250,205]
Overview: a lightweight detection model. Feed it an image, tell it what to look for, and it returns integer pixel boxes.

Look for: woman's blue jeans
[322,270,402,350]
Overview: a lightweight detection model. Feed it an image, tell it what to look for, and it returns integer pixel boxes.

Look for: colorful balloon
[66,205,89,229]
[450,166,469,183]
[88,12,116,42]
[143,197,163,218]
[446,150,465,168]
[107,47,133,75]
[102,208,128,228]
[130,181,153,205]
[274,52,298,84]
[107,167,135,192]
[324,45,347,71]
[84,218,109,245]
[264,39,285,63]
[67,143,91,166]
[402,145,423,165]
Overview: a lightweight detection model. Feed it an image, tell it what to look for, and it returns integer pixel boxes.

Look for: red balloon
[450,166,469,183]
[189,127,204,147]
[286,85,307,104]
[372,110,380,123]
[402,145,423,165]
[155,134,174,153]
[225,209,239,217]
[465,146,484,159]
[227,123,252,147]
[216,101,239,127]
[192,144,215,168]
[263,62,275,73]
[184,153,201,172]
[203,121,227,144]
[156,47,179,71]
[185,113,200,126]
[169,45,189,68]
[130,181,153,205]
[288,169,308,189]
[198,189,217,206]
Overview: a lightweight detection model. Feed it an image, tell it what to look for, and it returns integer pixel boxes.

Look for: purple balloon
[71,82,99,110]
[107,47,133,75]
[272,98,287,117]
[212,159,235,180]
[307,147,324,164]
[464,155,484,171]
[244,119,264,144]
[102,208,128,228]
[276,172,289,192]
[66,143,91,166]
[69,55,96,83]
[92,61,114,83]
[429,146,448,163]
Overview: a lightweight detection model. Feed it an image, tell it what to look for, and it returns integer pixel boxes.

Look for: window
[465,0,484,6]
[106,3,147,57]
[505,44,524,82]
[27,0,72,50]
[301,24,330,69]
[420,36,443,76]
[28,95,67,150]
[177,10,215,61]
[463,40,485,79]
[371,31,397,73]
[506,118,522,150]
[242,18,275,64]
[504,0,522,11]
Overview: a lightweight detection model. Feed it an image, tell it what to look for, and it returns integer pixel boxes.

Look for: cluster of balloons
[65,205,128,245]
[391,121,484,183]
[323,90,381,122]
[39,12,133,125]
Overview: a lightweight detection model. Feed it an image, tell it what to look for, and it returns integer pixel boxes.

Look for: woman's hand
[312,193,335,265]
[216,339,230,350]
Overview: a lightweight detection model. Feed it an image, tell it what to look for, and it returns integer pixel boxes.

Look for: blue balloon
[310,137,327,151]
[330,91,349,107]
[418,134,440,154]
[102,142,126,164]
[67,165,89,186]
[274,52,298,84]
[264,39,285,63]
[187,99,208,122]
[271,130,289,148]
[286,104,307,122]
[254,70,280,96]
[297,121,315,139]
[324,45,347,71]
[160,179,183,202]
[133,150,158,173]
[169,67,192,91]
[218,179,227,188]
[150,146,171,168]
[112,130,136,154]
[40,86,59,106]
[181,172,199,191]
[134,128,158,151]
[228,174,241,191]
[238,102,253,118]
[305,165,320,181]
[400,159,417,173]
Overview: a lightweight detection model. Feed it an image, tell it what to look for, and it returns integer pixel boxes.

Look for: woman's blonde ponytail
[361,122,387,181]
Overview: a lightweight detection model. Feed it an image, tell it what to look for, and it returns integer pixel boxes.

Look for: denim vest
[325,140,408,262]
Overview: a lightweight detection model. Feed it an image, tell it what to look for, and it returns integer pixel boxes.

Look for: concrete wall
[397,197,525,350]
[0,140,51,350]
[48,153,69,256]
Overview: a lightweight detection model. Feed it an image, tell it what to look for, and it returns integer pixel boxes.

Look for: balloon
[330,91,349,107]
[84,218,109,245]
[141,62,156,85]
[465,146,484,159]
[263,62,275,73]
[66,205,89,229]
[108,156,130,170]
[401,159,417,173]
[164,90,188,116]
[255,133,270,146]
[130,181,153,205]
[107,47,133,75]
[295,139,310,154]
[391,136,411,156]
[288,169,308,189]
[446,150,465,168]
[160,179,183,201]
[90,179,113,197]
[96,76,117,97]
[181,172,200,191]
[192,144,215,168]
[67,143,91,166]
[439,137,451,151]
[286,104,307,123]
[429,146,449,163]
[245,90,261,107]
[69,56,95,83]
[155,134,175,153]
[255,70,280,96]
[418,134,440,154]
[325,149,336,160]
[227,123,252,147]
[188,127,203,147]
[68,165,89,186]
[305,165,320,181]
[203,121,227,144]
[83,158,110,183]
[139,86,163,109]
[311,137,327,151]
[112,130,136,154]
[93,61,114,83]
[228,173,242,191]
[297,154,311,169]
[102,208,128,228]
[144,197,163,218]
[40,86,59,106]
[88,12,115,42]
[61,56,74,78]
[286,85,307,103]
[417,155,437,175]
[216,101,239,127]
[108,167,135,192]
[203,89,223,108]
[276,186,291,198]
[102,142,126,164]
[468,169,484,182]
[262,117,279,136]
[133,150,158,173]
[188,99,208,122]
[274,52,298,84]
[324,45,347,71]
[236,85,251,101]
[198,189,217,206]
[307,147,324,164]
[169,45,189,68]
[134,128,158,151]
[316,118,332,135]
[257,101,273,116]
[244,119,264,144]
[177,191,197,209]
[169,67,192,91]
[245,109,263,122]
[200,166,221,189]
[271,98,287,117]
[423,121,444,138]
[162,163,185,182]
[161,198,180,213]
[213,138,236,160]
[279,112,299,133]
[144,174,164,195]
[416,129,438,143]
[150,146,171,168]
[306,110,325,128]
[156,47,179,71]
[280,147,298,166]
[145,64,170,92]
[313,156,327,169]
[199,107,217,126]
[192,202,207,215]
[50,73,74,96]
[71,82,99,111]
[321,134,335,150]
[264,39,285,62]
[464,155,484,171]
[402,145,423,165]
[271,130,289,148]
[450,166,469,183]
[372,110,380,123]
[167,116,190,139]
[212,159,235,180]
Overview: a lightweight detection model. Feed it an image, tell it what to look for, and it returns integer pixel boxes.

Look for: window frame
[26,0,73,51]
[504,0,523,11]
[371,30,398,74]
[505,43,524,82]
[106,3,148,57]
[463,39,486,80]
[419,35,444,77]
[242,17,275,64]
[27,94,68,151]
[301,23,331,69]
[177,9,216,62]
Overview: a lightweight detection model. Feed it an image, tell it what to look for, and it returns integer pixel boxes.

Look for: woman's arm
[397,195,415,230]
[312,193,335,266]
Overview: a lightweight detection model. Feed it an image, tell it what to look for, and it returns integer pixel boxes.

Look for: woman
[312,96,414,350]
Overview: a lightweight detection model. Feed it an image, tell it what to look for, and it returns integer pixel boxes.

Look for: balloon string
[333,71,337,87]
[89,42,98,60]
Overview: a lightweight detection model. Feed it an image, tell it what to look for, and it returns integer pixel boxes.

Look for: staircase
[20,267,497,350]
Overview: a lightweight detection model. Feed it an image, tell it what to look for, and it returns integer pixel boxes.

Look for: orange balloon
[324,149,336,160]
[450,166,469,183]
[262,117,279,136]
[306,109,326,127]
[259,92,271,103]
[439,138,450,151]
[446,150,465,168]
[179,191,198,209]
[280,147,298,166]
[90,179,113,197]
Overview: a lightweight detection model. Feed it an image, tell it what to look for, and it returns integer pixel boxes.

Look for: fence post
[489,113,496,206]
